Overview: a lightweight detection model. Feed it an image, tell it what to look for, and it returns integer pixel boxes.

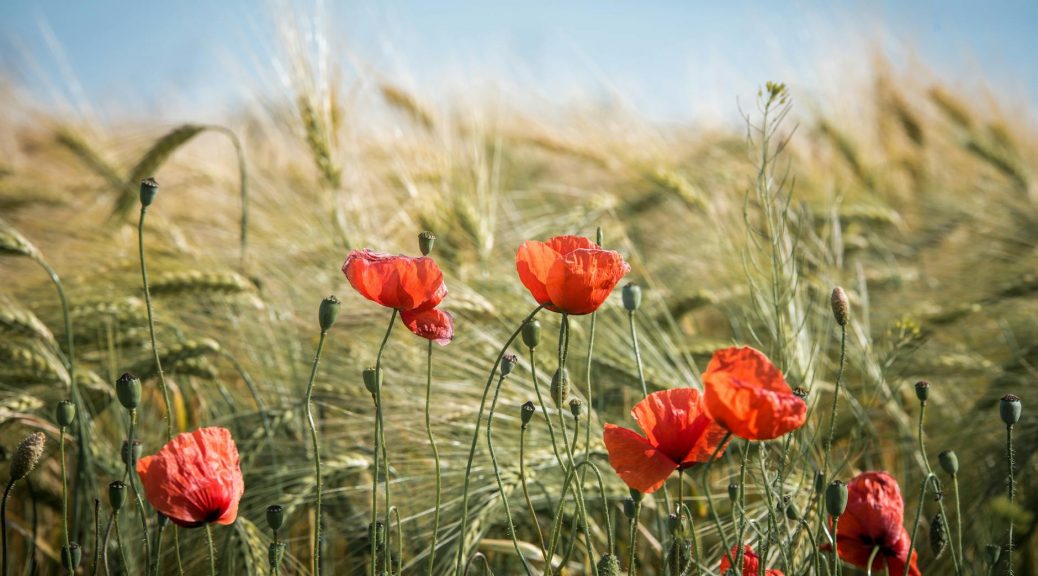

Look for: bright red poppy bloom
[342,249,447,312]
[401,308,454,345]
[602,388,728,493]
[822,471,921,576]
[515,235,630,315]
[702,346,807,441]
[136,427,244,528]
[719,545,784,576]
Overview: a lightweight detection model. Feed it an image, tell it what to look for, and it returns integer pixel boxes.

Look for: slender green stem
[529,346,567,576]
[902,474,932,576]
[374,311,398,573]
[102,513,114,576]
[91,499,100,576]
[305,330,328,576]
[173,526,184,575]
[628,502,642,576]
[1,480,13,576]
[390,506,403,574]
[917,402,960,573]
[125,411,152,574]
[114,513,128,574]
[138,207,174,439]
[627,311,648,398]
[735,440,750,575]
[60,428,72,572]
[701,432,737,569]
[865,545,881,576]
[831,516,840,576]
[951,474,962,573]
[205,523,217,576]
[487,370,533,574]
[152,519,166,576]
[518,424,548,565]
[425,340,443,576]
[454,306,543,575]
[1006,424,1015,576]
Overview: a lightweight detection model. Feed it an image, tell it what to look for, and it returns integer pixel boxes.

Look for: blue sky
[2,1,1036,123]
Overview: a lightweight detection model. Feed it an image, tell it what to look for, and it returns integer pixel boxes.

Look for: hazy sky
[2,1,1036,123]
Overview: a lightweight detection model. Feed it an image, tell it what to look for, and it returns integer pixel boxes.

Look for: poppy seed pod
[825,480,848,517]
[319,295,341,333]
[121,440,143,466]
[418,231,436,256]
[116,372,142,410]
[914,380,930,403]
[597,554,621,576]
[520,401,536,427]
[10,432,45,481]
[109,480,127,511]
[1000,394,1021,427]
[930,512,948,558]
[938,450,959,476]
[521,320,541,349]
[139,177,159,207]
[501,354,518,377]
[550,368,569,407]
[363,367,383,396]
[266,504,285,532]
[830,287,849,326]
[569,398,584,419]
[623,497,637,520]
[622,282,642,312]
[55,400,77,428]
[984,544,1001,566]
[61,543,82,571]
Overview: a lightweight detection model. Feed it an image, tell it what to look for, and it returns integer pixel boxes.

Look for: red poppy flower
[342,249,447,312]
[602,388,728,493]
[401,308,454,345]
[515,235,630,315]
[822,471,921,576]
[702,346,807,441]
[136,427,244,528]
[719,545,784,576]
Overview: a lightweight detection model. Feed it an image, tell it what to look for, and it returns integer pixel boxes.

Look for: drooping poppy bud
[501,354,518,377]
[520,401,536,428]
[550,368,569,407]
[116,372,142,410]
[569,398,584,419]
[826,480,848,517]
[10,432,45,481]
[831,287,849,326]
[109,480,127,511]
[623,497,637,520]
[363,367,383,396]
[61,543,82,571]
[728,483,739,503]
[418,231,436,256]
[597,553,621,576]
[121,440,143,467]
[521,320,541,349]
[55,400,77,428]
[622,283,642,312]
[930,512,948,558]
[140,178,159,207]
[266,504,285,532]
[1000,394,1021,427]
[319,295,341,333]
[914,380,930,403]
[938,451,958,476]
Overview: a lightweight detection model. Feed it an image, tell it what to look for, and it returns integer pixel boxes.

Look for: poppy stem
[866,545,881,576]
[701,432,737,570]
[114,513,129,573]
[627,310,648,398]
[486,369,534,575]
[952,473,963,574]
[91,499,100,576]
[518,418,548,566]
[1006,423,1015,576]
[389,506,403,573]
[152,518,166,576]
[627,500,642,576]
[1,479,14,576]
[735,440,751,574]
[424,340,443,576]
[125,410,152,575]
[831,515,840,576]
[172,526,184,575]
[372,309,397,575]
[902,473,932,576]
[529,346,567,575]
[137,206,174,440]
[454,305,543,576]
[60,427,72,572]
[102,511,114,576]
[916,401,961,573]
[204,523,216,576]
[304,329,329,576]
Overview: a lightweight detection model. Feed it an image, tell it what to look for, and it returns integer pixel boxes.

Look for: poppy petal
[342,250,447,311]
[703,346,807,440]
[545,235,598,255]
[886,527,921,576]
[401,308,455,345]
[602,424,677,493]
[516,241,560,309]
[629,388,727,465]
[545,248,630,315]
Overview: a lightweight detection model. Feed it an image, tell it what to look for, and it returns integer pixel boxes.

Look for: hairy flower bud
[520,401,536,428]
[914,380,930,403]
[10,432,45,481]
[830,287,849,326]
[140,177,159,207]
[622,283,642,312]
[109,481,127,511]
[1000,394,1021,427]
[61,543,82,571]
[597,554,621,576]
[319,295,341,333]
[418,231,436,256]
[55,400,77,428]
[369,521,386,550]
[826,480,848,517]
[569,398,584,419]
[938,450,959,476]
[521,320,541,350]
[266,504,285,532]
[930,512,948,558]
[550,368,569,407]
[116,372,142,410]
[501,354,518,377]
[728,483,739,503]
[363,367,383,396]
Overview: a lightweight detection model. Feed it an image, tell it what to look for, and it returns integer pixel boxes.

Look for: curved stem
[628,502,642,576]
[701,432,736,569]
[529,346,566,576]
[866,545,880,576]
[370,309,397,575]
[114,514,128,573]
[518,424,548,565]
[917,403,961,574]
[902,474,932,576]
[304,330,328,575]
[125,411,152,574]
[152,519,166,576]
[172,526,184,575]
[627,311,648,398]
[390,506,403,574]
[102,512,114,576]
[486,370,533,574]
[425,340,443,576]
[205,523,217,576]
[138,207,174,439]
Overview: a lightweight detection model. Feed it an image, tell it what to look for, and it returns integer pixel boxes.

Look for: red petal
[702,346,807,440]
[401,309,455,345]
[545,235,598,255]
[515,241,560,309]
[602,424,677,493]
[342,250,447,311]
[544,248,630,315]
[629,388,727,466]
[886,527,921,576]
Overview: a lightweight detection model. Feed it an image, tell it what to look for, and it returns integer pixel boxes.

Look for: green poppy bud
[1000,394,1021,427]
[914,380,930,403]
[784,498,799,520]
[595,226,604,246]
[728,483,739,503]
[319,295,340,333]
[61,542,82,571]
[369,521,386,550]
[938,450,958,476]
[116,372,142,410]
[418,231,436,256]
[266,504,285,532]
[550,368,569,407]
[623,497,637,520]
[825,480,848,517]
[121,440,143,467]
[521,320,541,349]
[622,283,642,312]
[984,544,1001,566]
[597,554,621,576]
[830,287,849,326]
[139,177,159,207]
[363,367,383,396]
[501,354,518,377]
[814,471,826,494]
[930,512,948,558]
[55,400,77,428]
[569,398,584,419]
[109,481,127,511]
[520,401,536,428]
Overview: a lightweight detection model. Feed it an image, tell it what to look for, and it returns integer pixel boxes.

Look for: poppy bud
[418,231,436,256]
[938,450,958,476]
[597,554,621,576]
[116,372,142,410]
[363,367,383,396]
[830,287,849,326]
[121,440,143,466]
[140,177,159,207]
[914,380,930,403]
[728,483,739,503]
[109,481,127,511]
[10,432,45,481]
[55,400,77,428]
[319,295,341,333]
[623,497,637,520]
[984,544,1001,566]
[369,521,386,550]
[520,401,536,428]
[550,368,569,407]
[825,480,848,517]
[266,504,285,532]
[501,354,518,377]
[569,398,584,419]
[622,283,642,312]
[814,471,826,494]
[930,512,948,558]
[61,542,82,571]
[784,499,799,520]
[629,488,643,503]
[1000,394,1021,427]
[521,320,541,349]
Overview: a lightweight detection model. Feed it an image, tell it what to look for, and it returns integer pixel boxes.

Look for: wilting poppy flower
[515,235,630,315]
[342,249,447,312]
[702,346,807,441]
[602,388,728,493]
[136,427,244,528]
[719,545,784,576]
[822,471,920,576]
[401,308,454,345]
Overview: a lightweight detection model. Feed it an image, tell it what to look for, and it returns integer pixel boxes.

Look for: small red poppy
[602,388,728,494]
[515,235,630,315]
[342,249,447,312]
[401,308,454,345]
[822,471,921,576]
[136,427,244,528]
[719,545,784,576]
[702,346,807,441]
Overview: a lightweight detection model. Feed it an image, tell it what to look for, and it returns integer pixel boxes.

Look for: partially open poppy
[401,308,454,345]
[136,427,244,528]
[702,346,807,441]
[602,388,728,493]
[823,471,920,576]
[342,249,447,312]
[719,545,784,576]
[515,235,630,315]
